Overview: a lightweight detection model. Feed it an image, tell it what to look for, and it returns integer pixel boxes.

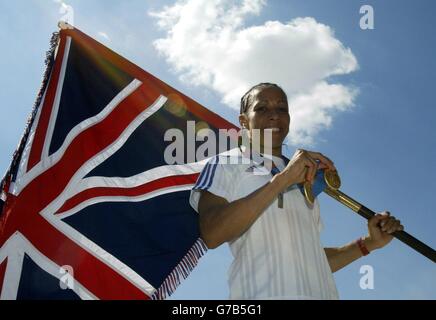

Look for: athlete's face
[239,86,290,149]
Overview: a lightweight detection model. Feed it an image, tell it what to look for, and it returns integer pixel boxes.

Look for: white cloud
[149,0,359,145]
[288,82,358,144]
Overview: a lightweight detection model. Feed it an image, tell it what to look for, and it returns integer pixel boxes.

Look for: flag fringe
[0,32,60,198]
[151,238,208,300]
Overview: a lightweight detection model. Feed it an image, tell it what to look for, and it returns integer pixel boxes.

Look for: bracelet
[356,238,370,256]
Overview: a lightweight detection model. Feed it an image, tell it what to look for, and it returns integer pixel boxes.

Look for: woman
[189,83,403,299]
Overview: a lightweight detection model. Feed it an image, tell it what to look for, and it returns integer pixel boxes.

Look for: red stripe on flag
[56,173,200,214]
[27,33,69,171]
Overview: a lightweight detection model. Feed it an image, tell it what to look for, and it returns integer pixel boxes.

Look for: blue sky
[0,0,435,299]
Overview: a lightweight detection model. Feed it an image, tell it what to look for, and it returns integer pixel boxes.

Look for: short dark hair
[240,83,287,114]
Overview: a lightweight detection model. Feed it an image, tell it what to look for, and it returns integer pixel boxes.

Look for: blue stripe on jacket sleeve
[204,160,219,189]
[193,156,218,190]
[193,162,212,190]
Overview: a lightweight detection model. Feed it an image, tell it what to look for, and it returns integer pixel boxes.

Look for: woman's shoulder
[213,148,254,174]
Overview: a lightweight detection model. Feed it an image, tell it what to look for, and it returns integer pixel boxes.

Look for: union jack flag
[0,25,236,300]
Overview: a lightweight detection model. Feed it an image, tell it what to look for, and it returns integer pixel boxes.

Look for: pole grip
[323,188,436,263]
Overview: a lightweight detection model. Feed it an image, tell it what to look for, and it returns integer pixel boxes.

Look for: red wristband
[356,238,370,256]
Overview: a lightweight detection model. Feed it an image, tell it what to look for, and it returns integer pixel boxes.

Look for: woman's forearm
[324,237,377,272]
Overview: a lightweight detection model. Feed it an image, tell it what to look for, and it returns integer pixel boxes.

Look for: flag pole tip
[58,21,74,30]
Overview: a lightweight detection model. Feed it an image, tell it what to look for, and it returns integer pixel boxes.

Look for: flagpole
[58,21,74,30]
[323,187,436,263]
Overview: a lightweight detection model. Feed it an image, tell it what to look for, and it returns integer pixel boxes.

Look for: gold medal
[303,181,315,205]
[324,170,341,190]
